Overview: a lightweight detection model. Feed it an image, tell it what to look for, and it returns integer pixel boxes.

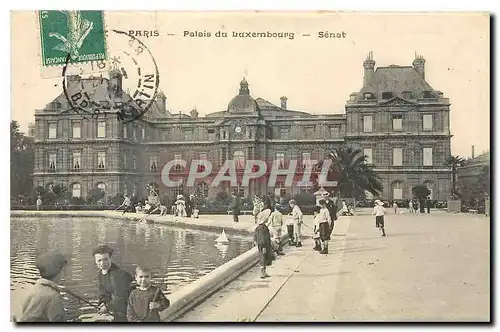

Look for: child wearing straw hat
[13,251,68,322]
[373,200,387,236]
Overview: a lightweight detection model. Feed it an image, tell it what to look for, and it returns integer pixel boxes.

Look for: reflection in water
[11,217,253,321]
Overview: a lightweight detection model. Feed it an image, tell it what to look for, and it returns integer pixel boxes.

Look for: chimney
[280,96,287,110]
[108,69,123,97]
[363,51,375,87]
[413,53,426,80]
[156,91,166,111]
[472,145,475,159]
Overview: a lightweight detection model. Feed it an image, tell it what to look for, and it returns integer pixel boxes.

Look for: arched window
[198,182,209,197]
[423,181,434,200]
[72,183,81,198]
[233,150,245,169]
[392,181,404,200]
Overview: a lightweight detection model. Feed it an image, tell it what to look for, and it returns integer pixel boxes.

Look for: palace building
[32,53,452,201]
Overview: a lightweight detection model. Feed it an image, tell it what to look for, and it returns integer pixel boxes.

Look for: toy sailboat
[215,229,229,243]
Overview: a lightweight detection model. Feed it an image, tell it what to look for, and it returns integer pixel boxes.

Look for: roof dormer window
[402,91,412,99]
[363,92,375,100]
[382,92,393,100]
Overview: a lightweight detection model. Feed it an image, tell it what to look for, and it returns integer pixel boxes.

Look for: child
[315,199,332,254]
[373,200,387,236]
[268,204,285,255]
[13,251,68,322]
[393,201,398,214]
[408,200,414,213]
[127,266,170,322]
[289,200,304,247]
[255,208,273,278]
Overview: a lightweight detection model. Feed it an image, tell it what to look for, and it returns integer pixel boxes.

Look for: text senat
[318,31,347,39]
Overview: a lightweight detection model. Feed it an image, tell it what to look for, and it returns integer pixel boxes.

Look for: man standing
[93,245,134,322]
[323,192,338,237]
[230,192,241,223]
[268,204,285,255]
[116,194,134,215]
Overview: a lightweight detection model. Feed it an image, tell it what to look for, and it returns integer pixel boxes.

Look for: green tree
[314,146,383,199]
[412,185,431,213]
[193,185,206,207]
[87,187,106,205]
[11,121,34,197]
[444,155,465,198]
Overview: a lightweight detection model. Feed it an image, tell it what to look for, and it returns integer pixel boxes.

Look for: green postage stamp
[38,10,107,66]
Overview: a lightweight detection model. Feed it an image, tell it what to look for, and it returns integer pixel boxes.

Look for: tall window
[233,151,245,169]
[72,152,81,170]
[97,121,106,138]
[304,126,315,138]
[392,115,403,131]
[173,184,183,197]
[302,152,312,170]
[393,148,403,166]
[274,181,286,198]
[363,115,373,133]
[123,125,128,138]
[133,155,136,169]
[423,114,433,131]
[423,181,434,200]
[72,122,81,138]
[123,151,127,168]
[198,182,209,197]
[276,152,285,169]
[198,152,208,171]
[72,183,81,198]
[392,181,403,200]
[174,153,183,171]
[48,153,56,171]
[48,123,57,139]
[280,128,289,140]
[423,148,433,166]
[97,152,106,169]
[150,155,158,171]
[364,148,373,165]
[141,127,146,140]
[330,126,340,138]
[184,129,193,141]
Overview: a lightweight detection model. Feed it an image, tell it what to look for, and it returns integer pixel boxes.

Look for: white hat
[377,201,385,206]
[257,209,272,224]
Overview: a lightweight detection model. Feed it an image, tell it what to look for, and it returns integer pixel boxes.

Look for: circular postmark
[61,29,160,123]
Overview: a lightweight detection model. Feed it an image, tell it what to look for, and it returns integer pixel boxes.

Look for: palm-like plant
[444,155,465,198]
[314,146,383,198]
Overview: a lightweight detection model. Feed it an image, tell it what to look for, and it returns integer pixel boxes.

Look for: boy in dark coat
[127,266,170,322]
[93,245,134,322]
[230,193,241,223]
[254,209,273,279]
[13,251,68,322]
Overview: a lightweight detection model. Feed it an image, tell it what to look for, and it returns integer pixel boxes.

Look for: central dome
[227,78,259,113]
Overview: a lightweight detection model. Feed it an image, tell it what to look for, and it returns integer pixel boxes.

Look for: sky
[11,11,490,158]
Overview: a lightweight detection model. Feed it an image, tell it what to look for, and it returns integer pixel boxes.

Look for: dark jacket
[97,263,134,315]
[230,196,241,215]
[254,223,273,266]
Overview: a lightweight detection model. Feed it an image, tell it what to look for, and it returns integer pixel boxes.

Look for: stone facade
[33,53,452,201]
[345,53,452,200]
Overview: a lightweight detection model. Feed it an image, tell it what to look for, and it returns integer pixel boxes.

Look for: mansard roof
[361,66,434,96]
